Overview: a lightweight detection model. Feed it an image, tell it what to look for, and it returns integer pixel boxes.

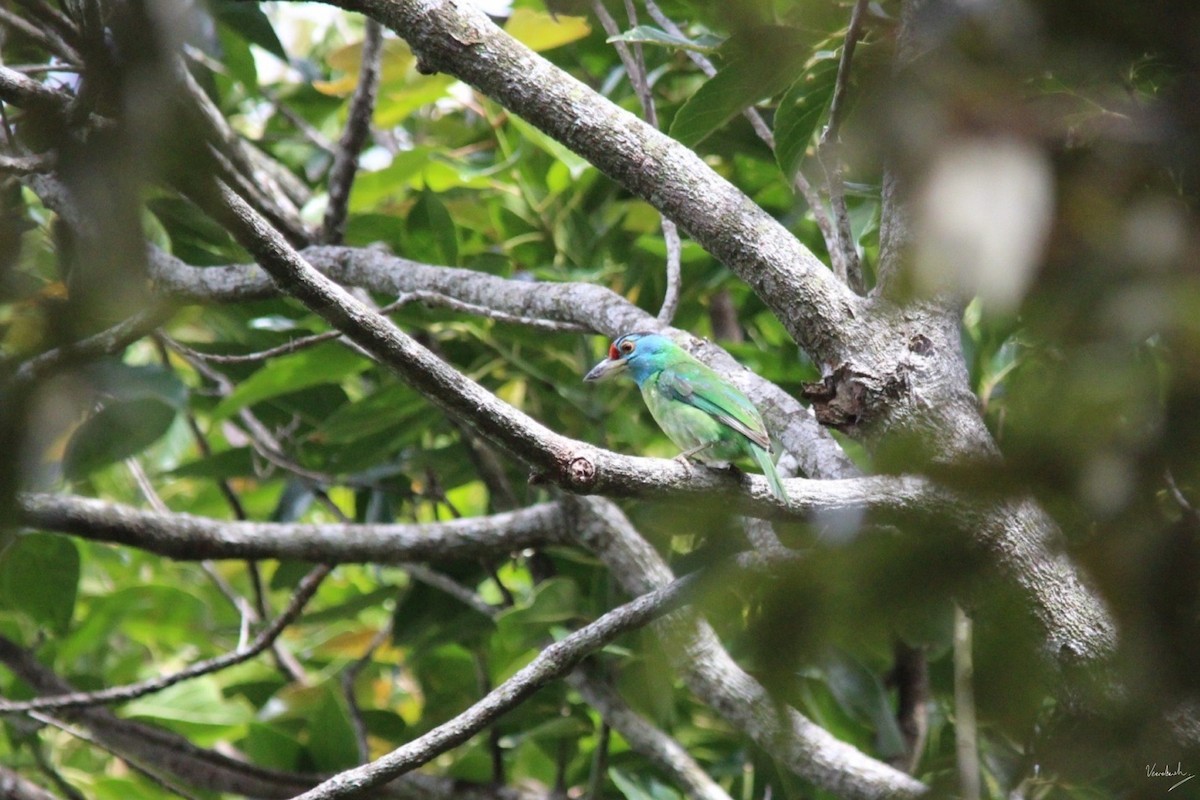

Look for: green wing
[658,360,771,451]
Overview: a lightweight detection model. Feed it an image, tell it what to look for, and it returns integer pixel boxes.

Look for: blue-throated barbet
[585,332,787,501]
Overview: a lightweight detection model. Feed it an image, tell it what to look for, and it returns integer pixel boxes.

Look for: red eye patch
[608,343,620,360]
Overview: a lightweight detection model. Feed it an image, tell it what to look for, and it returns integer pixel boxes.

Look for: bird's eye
[619,341,634,354]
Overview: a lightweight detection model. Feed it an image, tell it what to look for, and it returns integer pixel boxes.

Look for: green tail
[750,444,788,502]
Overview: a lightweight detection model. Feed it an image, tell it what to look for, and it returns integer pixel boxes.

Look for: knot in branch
[567,454,597,488]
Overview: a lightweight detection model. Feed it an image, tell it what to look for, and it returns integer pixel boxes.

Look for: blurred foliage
[0,0,1199,799]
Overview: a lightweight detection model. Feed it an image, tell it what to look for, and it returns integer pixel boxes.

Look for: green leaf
[0,533,79,633]
[63,398,179,480]
[774,52,839,179]
[307,688,361,771]
[375,75,456,128]
[211,342,369,420]
[81,361,188,408]
[123,677,255,744]
[348,148,433,212]
[669,26,813,149]
[216,23,258,88]
[167,447,255,479]
[610,768,684,800]
[606,25,722,54]
[242,721,304,771]
[210,0,288,60]
[315,384,425,444]
[507,114,592,180]
[405,191,459,266]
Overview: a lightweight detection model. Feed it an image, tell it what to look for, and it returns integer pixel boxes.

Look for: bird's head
[584,331,674,385]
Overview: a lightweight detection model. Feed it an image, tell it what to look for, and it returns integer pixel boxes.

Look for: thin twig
[260,86,339,155]
[593,0,682,324]
[396,290,590,332]
[586,721,611,800]
[953,604,980,800]
[166,330,342,365]
[323,19,384,245]
[31,744,86,800]
[0,565,330,713]
[28,713,205,800]
[124,458,259,646]
[0,5,78,62]
[817,0,870,292]
[341,619,395,763]
[10,0,78,50]
[11,305,174,387]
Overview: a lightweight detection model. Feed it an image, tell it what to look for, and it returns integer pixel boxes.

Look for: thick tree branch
[306,0,861,361]
[18,493,569,563]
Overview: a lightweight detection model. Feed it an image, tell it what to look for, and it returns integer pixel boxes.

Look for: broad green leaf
[57,585,209,664]
[504,8,590,52]
[242,721,305,771]
[610,768,684,800]
[211,342,369,419]
[822,652,907,759]
[211,0,287,60]
[406,191,459,266]
[0,533,79,633]
[63,398,179,480]
[375,75,456,128]
[606,25,722,54]
[80,361,188,408]
[308,688,361,771]
[669,26,813,148]
[507,114,592,179]
[123,677,255,744]
[167,447,255,479]
[315,384,425,444]
[774,52,839,179]
[216,24,258,88]
[348,148,432,211]
[91,778,160,800]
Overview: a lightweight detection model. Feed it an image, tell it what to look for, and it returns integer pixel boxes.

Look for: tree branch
[817,0,870,292]
[322,18,383,245]
[18,493,569,563]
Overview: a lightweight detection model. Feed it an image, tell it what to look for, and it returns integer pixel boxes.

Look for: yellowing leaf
[504,8,589,52]
[314,40,415,96]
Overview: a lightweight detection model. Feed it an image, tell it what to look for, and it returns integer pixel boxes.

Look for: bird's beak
[584,356,627,382]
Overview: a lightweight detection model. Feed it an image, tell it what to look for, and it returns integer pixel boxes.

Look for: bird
[584,331,788,501]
